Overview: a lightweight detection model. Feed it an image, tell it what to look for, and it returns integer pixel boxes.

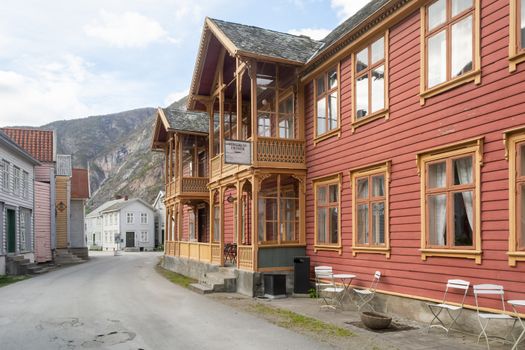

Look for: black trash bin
[293,256,310,294]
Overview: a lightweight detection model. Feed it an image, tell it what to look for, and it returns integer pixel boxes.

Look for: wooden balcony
[166,176,209,199]
[210,138,305,182]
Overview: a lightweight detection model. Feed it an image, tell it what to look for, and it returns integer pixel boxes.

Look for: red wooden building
[156,0,525,319]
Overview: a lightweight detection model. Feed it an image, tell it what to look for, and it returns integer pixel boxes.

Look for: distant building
[86,197,155,251]
[69,168,90,259]
[0,130,40,274]
[152,190,165,248]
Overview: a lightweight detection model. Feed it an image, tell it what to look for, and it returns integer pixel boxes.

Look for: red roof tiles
[71,168,90,199]
[1,128,54,163]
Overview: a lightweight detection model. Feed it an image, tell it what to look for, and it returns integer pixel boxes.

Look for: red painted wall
[304,1,525,309]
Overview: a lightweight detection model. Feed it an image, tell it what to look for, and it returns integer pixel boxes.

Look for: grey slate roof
[86,199,125,218]
[207,0,389,65]
[0,130,40,165]
[162,107,208,134]
[209,18,323,64]
[318,0,390,53]
[101,198,155,213]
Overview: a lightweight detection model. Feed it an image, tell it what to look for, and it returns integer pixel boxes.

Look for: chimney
[115,195,122,200]
[124,195,128,201]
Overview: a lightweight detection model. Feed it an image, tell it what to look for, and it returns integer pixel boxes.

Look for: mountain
[42,97,187,211]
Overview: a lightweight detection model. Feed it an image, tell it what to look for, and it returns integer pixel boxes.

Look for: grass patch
[0,275,29,288]
[155,263,196,288]
[251,303,353,338]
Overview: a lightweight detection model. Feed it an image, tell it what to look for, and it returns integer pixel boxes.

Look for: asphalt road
[0,252,331,350]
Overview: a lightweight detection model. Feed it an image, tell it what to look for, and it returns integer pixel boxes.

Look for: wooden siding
[55,176,69,249]
[223,187,236,244]
[0,141,35,255]
[34,163,54,183]
[34,181,52,262]
[304,1,525,310]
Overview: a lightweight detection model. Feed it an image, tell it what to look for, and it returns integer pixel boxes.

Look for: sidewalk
[210,293,513,350]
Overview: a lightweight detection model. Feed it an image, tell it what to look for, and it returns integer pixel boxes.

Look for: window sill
[258,243,305,248]
[509,51,525,72]
[352,246,391,258]
[420,248,482,264]
[351,109,389,132]
[420,69,481,105]
[507,251,525,267]
[314,245,342,255]
[313,128,341,145]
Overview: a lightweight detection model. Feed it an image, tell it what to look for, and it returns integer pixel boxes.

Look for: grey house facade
[0,131,39,274]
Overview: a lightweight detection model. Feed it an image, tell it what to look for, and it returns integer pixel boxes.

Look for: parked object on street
[427,279,470,334]
[473,284,517,349]
[353,271,381,312]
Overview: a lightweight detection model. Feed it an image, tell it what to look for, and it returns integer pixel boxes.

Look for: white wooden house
[152,190,165,248]
[0,131,39,274]
[87,198,155,251]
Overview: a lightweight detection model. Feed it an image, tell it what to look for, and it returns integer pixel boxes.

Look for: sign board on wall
[224,140,252,165]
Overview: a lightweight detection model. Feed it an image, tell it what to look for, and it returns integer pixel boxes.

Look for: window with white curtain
[425,154,475,248]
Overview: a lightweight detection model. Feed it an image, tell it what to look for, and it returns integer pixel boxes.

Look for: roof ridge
[208,17,322,43]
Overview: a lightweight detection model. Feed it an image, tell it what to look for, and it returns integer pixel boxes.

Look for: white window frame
[127,212,134,224]
[141,213,148,224]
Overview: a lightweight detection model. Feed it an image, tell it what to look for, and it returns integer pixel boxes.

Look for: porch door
[6,209,16,253]
[198,208,207,242]
[126,232,135,247]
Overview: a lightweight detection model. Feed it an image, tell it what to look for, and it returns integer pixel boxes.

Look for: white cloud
[288,28,331,41]
[84,10,178,48]
[164,90,188,107]
[331,0,372,21]
[0,55,144,126]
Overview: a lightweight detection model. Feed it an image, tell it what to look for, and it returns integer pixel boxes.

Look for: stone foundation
[162,255,263,297]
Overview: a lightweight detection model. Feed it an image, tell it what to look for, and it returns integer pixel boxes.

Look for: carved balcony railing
[237,245,253,271]
[256,138,305,167]
[166,177,208,198]
[181,177,208,194]
[211,243,222,265]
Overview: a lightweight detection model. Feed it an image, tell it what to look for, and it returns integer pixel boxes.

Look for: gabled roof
[71,168,90,199]
[86,198,125,218]
[151,107,208,150]
[101,198,156,214]
[0,130,40,166]
[208,18,323,64]
[161,107,209,134]
[1,128,55,163]
[152,190,165,208]
[317,0,390,55]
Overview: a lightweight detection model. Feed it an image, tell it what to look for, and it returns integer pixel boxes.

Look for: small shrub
[308,288,318,298]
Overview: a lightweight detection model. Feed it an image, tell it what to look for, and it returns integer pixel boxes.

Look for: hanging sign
[224,140,252,165]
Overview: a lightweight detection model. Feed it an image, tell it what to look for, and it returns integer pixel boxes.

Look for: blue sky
[0,0,371,126]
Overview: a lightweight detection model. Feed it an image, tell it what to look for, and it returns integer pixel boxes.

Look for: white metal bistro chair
[473,284,517,349]
[426,279,470,335]
[314,266,344,310]
[353,271,381,312]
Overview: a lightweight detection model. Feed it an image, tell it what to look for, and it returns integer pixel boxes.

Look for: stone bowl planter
[360,311,392,330]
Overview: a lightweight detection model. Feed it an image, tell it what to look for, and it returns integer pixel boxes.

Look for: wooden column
[177,202,183,242]
[252,174,258,271]
[236,58,243,140]
[249,61,257,165]
[219,186,224,266]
